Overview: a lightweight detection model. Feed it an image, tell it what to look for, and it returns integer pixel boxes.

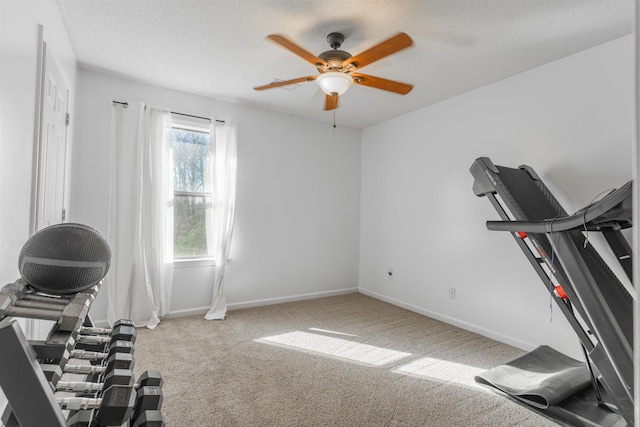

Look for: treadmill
[469,157,633,427]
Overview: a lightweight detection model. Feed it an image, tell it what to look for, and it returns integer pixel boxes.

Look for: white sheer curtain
[205,123,238,320]
[108,102,174,328]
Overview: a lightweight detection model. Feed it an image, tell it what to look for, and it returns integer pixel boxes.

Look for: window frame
[170,114,214,262]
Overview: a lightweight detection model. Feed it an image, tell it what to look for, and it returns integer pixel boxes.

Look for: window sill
[173,258,216,268]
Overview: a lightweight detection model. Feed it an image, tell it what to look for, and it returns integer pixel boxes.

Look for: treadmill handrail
[486,181,632,233]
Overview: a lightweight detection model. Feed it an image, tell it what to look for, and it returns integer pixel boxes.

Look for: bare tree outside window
[172,127,211,258]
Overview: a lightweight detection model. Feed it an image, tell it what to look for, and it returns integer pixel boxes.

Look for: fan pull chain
[333,108,336,132]
[332,93,337,133]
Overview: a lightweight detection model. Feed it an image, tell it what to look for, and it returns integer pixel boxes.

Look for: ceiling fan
[254,31,414,111]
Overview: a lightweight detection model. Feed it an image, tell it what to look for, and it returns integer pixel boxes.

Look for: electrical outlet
[387,267,393,281]
[449,287,456,300]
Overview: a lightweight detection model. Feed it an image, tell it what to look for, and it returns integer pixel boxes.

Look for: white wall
[70,70,361,324]
[0,0,77,286]
[359,35,634,358]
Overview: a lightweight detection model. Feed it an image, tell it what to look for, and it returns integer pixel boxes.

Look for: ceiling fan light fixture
[316,72,353,96]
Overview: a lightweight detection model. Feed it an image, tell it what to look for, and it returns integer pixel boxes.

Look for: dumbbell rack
[0,279,162,426]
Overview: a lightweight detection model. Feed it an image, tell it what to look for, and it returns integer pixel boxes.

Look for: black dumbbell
[55,367,134,394]
[76,325,136,347]
[60,372,159,426]
[96,384,136,427]
[130,386,163,425]
[80,319,137,343]
[129,371,164,427]
[71,338,135,360]
[74,332,136,353]
[56,366,157,396]
[58,384,136,427]
[42,340,134,383]
[48,352,135,387]
[72,321,136,355]
[137,371,163,388]
[80,319,134,335]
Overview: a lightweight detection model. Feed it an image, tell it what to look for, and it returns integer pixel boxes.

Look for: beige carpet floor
[132,293,558,426]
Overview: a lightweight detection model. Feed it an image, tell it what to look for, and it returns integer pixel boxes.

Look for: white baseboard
[358,288,537,352]
[227,287,359,311]
[92,287,360,326]
[165,287,359,318]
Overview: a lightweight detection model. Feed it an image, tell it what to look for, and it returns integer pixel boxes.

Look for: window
[171,116,212,259]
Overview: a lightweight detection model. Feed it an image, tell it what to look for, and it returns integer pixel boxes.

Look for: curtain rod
[112,100,225,125]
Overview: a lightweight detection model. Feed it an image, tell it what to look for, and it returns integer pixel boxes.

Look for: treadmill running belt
[475,345,591,409]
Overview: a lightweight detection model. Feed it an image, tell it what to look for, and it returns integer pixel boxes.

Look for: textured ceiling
[55,0,633,129]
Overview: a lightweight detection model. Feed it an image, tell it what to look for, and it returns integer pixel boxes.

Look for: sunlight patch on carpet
[256,331,412,366]
[394,356,484,387]
[308,327,358,337]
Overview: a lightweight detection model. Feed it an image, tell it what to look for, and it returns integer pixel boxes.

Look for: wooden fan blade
[343,32,413,69]
[267,34,328,67]
[325,94,338,111]
[254,76,316,91]
[352,73,413,95]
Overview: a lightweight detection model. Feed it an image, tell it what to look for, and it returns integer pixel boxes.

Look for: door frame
[31,24,71,235]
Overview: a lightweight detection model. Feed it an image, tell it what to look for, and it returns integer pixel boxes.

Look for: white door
[35,41,70,232]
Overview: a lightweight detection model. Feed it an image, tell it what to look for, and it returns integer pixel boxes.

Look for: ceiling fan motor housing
[318,49,353,71]
[326,32,345,49]
[319,32,353,71]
